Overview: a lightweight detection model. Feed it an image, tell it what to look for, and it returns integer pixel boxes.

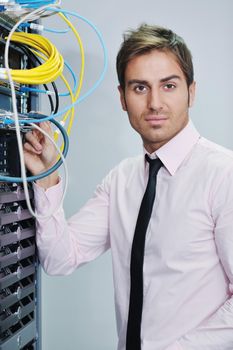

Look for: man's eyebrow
[127,79,149,86]
[127,75,181,86]
[160,75,181,83]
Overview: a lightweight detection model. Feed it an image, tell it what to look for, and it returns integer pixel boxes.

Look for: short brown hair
[116,24,194,89]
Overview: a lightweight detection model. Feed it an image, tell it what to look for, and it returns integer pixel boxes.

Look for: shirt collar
[144,119,200,176]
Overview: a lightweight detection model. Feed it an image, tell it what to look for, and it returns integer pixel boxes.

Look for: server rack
[0,13,41,350]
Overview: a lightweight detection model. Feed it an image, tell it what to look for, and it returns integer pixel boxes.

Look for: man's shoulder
[198,137,233,162]
[197,137,233,175]
[199,137,233,156]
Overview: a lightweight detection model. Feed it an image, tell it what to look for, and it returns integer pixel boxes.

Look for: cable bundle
[1,4,108,219]
[2,32,64,84]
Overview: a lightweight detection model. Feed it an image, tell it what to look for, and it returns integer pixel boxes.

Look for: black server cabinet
[0,13,41,350]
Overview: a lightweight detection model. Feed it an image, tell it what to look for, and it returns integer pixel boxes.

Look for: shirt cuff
[33,177,63,215]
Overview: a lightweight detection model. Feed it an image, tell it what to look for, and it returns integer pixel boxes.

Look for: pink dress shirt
[34,120,233,350]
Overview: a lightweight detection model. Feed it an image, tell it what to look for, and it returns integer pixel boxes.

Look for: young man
[24,25,233,350]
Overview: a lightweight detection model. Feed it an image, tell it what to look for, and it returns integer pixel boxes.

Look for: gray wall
[40,1,233,349]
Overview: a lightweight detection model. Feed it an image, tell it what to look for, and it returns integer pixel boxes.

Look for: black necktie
[126,154,163,350]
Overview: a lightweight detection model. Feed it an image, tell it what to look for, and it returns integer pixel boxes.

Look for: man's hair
[116,24,194,89]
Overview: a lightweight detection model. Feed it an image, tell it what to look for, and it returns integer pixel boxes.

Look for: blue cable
[44,26,70,34]
[20,10,70,34]
[50,8,108,116]
[59,61,78,97]
[20,86,54,95]
[0,117,69,183]
[16,0,56,6]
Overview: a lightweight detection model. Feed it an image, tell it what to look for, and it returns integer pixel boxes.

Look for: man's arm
[166,163,233,350]
[24,121,111,275]
[34,174,111,275]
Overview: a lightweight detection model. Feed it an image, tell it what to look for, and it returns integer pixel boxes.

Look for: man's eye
[134,85,147,93]
[164,83,176,90]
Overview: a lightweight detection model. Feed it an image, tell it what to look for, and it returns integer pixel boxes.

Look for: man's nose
[147,88,163,112]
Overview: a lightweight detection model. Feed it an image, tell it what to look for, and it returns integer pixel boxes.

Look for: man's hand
[23,121,59,189]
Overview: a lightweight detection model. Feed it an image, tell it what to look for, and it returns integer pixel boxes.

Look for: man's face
[118,50,196,153]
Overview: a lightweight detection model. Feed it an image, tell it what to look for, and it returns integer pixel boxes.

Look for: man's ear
[188,81,196,108]
[118,85,127,111]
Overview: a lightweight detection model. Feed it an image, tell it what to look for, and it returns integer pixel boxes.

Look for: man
[24,25,233,350]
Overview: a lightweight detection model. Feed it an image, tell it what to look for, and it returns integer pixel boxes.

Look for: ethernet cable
[58,71,75,138]
[48,12,84,140]
[20,86,55,95]
[54,9,107,111]
[59,61,78,97]
[57,12,84,103]
[54,12,84,138]
[43,24,69,34]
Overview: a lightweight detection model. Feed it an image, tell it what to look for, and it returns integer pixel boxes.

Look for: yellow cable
[58,12,85,102]
[4,32,64,84]
[55,74,75,140]
[30,48,75,140]
[4,15,85,138]
[26,14,85,137]
[44,12,85,142]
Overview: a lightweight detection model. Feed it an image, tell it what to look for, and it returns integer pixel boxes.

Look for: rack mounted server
[0,13,41,350]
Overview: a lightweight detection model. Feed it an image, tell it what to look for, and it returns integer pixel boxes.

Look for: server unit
[0,13,41,350]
